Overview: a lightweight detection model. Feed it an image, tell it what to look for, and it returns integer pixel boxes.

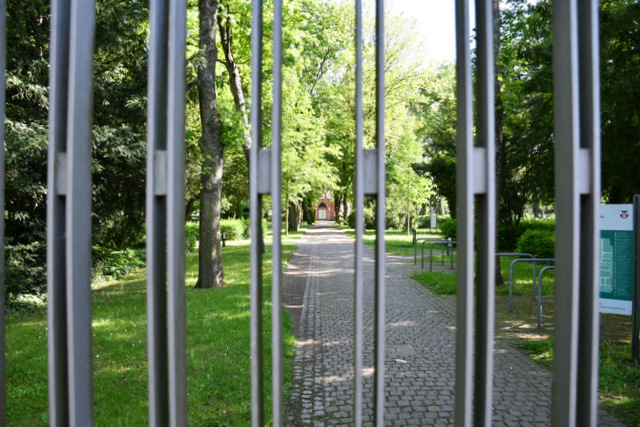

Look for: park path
[283,223,626,426]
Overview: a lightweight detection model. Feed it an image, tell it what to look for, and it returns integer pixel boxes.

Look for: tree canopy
[5,0,640,296]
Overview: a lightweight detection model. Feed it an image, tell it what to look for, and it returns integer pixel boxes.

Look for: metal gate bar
[0,0,6,422]
[47,0,96,425]
[353,0,386,424]
[373,2,386,423]
[455,0,496,425]
[552,0,601,425]
[249,0,265,424]
[353,0,364,424]
[146,0,188,424]
[270,0,284,424]
[250,0,284,425]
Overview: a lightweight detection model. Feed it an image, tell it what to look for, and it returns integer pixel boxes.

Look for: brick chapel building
[314,192,335,221]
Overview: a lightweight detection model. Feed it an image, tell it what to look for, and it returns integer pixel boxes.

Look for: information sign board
[600,204,634,315]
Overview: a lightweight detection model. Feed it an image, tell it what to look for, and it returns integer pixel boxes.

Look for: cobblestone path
[283,224,625,426]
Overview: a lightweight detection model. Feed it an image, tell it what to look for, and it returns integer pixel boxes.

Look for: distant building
[314,192,335,221]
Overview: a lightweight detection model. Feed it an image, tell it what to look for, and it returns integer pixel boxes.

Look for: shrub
[185,221,199,252]
[439,218,457,240]
[5,241,46,298]
[499,218,555,251]
[516,229,555,258]
[92,245,145,282]
[220,219,249,240]
[347,208,376,229]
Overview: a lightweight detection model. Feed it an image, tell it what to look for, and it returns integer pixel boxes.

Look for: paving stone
[283,224,626,426]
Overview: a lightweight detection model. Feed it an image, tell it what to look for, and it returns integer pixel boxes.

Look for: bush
[516,229,555,258]
[220,219,249,240]
[185,221,199,252]
[92,245,145,282]
[439,218,457,240]
[347,208,376,230]
[5,241,46,298]
[499,218,555,251]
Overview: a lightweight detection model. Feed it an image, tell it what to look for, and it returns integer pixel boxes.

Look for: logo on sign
[620,210,630,219]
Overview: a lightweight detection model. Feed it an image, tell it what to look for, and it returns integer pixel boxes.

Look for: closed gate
[0,0,601,425]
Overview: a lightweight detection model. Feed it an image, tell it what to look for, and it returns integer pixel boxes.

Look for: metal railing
[508,258,555,313]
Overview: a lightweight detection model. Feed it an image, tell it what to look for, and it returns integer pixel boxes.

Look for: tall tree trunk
[196,0,224,289]
[218,1,250,164]
[288,201,299,233]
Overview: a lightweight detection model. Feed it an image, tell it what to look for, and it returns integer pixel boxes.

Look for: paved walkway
[283,223,626,426]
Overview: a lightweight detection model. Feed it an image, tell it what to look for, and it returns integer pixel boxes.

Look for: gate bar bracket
[578,148,591,195]
[257,148,272,195]
[363,149,378,195]
[473,147,487,195]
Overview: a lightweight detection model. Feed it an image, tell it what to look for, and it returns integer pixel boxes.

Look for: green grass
[599,339,640,426]
[344,228,442,257]
[6,231,305,426]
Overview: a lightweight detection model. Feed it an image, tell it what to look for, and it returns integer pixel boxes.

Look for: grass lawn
[6,230,305,426]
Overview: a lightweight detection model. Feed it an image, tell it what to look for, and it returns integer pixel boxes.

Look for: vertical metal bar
[0,0,6,422]
[552,3,580,422]
[66,1,96,423]
[147,0,169,424]
[576,0,600,424]
[353,0,364,424]
[250,0,265,424]
[47,0,97,423]
[167,0,188,424]
[48,0,71,424]
[374,1,386,423]
[455,0,474,424]
[271,0,283,425]
[475,0,496,424]
[552,0,601,424]
[146,0,187,424]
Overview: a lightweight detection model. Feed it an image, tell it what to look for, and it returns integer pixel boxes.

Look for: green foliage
[92,246,145,283]
[185,222,199,252]
[411,65,457,217]
[220,219,249,240]
[439,218,457,241]
[498,218,555,251]
[516,229,555,259]
[5,241,46,298]
[600,0,640,202]
[346,207,376,230]
[4,0,150,298]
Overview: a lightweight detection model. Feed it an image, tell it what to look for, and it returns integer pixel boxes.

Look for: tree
[600,0,640,202]
[195,0,225,288]
[4,0,151,297]
[412,65,457,217]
